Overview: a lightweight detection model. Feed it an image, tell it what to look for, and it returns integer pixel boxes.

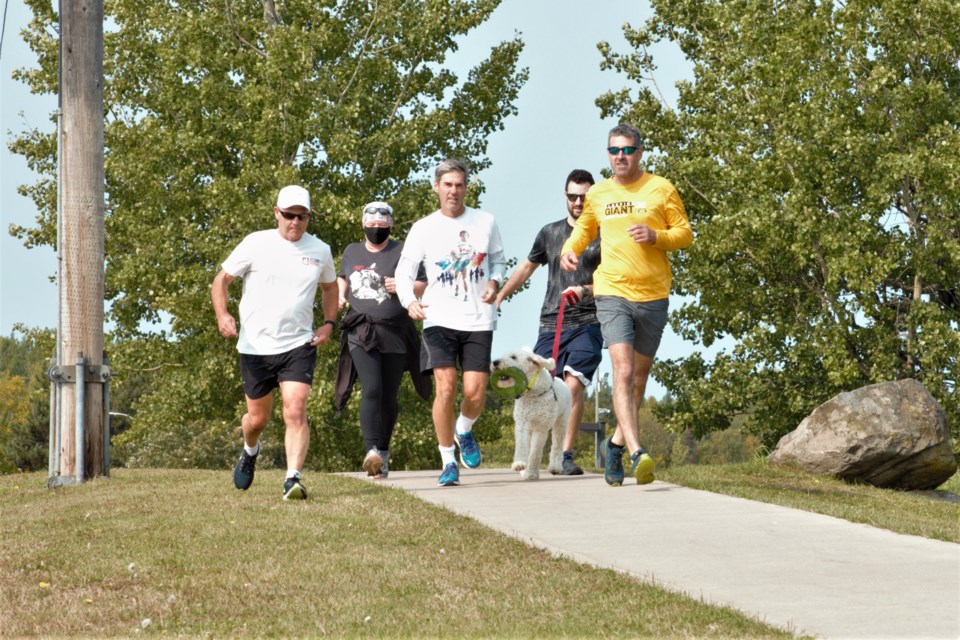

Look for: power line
[0,0,9,61]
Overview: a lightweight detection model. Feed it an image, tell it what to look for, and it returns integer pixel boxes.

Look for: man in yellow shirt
[560,124,692,487]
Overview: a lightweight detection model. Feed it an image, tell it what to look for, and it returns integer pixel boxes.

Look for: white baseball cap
[276,185,311,211]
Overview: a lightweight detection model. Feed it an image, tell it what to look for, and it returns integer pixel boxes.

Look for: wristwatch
[323,319,336,329]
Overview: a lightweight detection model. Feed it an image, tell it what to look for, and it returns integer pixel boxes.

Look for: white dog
[491,349,571,480]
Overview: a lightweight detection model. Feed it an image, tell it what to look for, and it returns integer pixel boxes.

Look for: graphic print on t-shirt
[348,263,389,305]
[432,229,487,302]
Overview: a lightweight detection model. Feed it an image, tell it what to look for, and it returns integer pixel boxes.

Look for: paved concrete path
[346,468,960,639]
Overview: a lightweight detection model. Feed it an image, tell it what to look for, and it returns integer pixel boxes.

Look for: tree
[597,0,960,448]
[0,328,56,472]
[11,0,527,467]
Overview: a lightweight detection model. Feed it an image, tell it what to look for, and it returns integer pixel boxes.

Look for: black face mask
[364,226,391,244]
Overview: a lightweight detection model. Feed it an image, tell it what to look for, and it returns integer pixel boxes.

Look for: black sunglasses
[607,146,639,156]
[279,210,310,222]
[363,206,393,216]
[565,193,586,203]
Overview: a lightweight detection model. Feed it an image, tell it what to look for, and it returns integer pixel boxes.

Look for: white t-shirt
[222,229,336,355]
[396,207,505,331]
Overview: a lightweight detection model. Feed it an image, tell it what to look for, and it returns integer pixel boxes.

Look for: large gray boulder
[769,379,957,490]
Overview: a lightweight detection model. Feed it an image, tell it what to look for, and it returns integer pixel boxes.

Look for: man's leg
[432,366,459,447]
[432,365,461,485]
[460,370,488,421]
[634,351,654,408]
[562,373,586,452]
[278,380,312,473]
[453,369,488,469]
[557,373,587,475]
[241,393,273,448]
[234,392,272,490]
[608,342,642,453]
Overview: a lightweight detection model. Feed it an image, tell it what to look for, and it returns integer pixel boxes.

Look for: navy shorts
[239,343,317,399]
[533,323,603,386]
[595,296,669,357]
[421,326,493,373]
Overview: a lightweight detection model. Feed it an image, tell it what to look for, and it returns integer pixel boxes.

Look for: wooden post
[59,0,105,479]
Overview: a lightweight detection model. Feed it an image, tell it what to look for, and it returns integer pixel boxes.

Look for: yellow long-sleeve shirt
[561,172,692,302]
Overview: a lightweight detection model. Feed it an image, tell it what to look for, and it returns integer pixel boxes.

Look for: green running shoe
[631,449,656,485]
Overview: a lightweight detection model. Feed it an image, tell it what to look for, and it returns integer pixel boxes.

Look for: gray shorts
[595,296,669,357]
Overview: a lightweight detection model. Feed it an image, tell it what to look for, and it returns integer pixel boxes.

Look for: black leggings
[349,346,406,451]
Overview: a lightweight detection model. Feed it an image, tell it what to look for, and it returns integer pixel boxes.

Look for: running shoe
[559,452,584,476]
[233,448,258,490]
[283,476,307,500]
[438,462,460,486]
[603,437,625,487]
[455,430,482,469]
[374,449,389,480]
[362,448,383,476]
[631,449,656,485]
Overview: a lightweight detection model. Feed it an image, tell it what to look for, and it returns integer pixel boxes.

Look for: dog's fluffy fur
[491,349,571,480]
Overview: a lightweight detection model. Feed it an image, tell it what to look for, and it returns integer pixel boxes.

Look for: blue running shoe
[438,462,460,486]
[603,437,625,487]
[233,448,258,490]
[455,430,482,469]
[631,449,656,485]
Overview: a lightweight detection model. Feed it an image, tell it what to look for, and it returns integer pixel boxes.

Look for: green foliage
[11,0,527,468]
[599,0,960,447]
[0,328,55,473]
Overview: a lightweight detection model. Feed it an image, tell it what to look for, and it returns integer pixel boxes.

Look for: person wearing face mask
[334,202,431,479]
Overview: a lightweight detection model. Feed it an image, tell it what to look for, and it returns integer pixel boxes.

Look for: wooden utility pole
[58,0,105,479]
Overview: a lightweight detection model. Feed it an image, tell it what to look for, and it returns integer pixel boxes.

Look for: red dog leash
[551,289,581,376]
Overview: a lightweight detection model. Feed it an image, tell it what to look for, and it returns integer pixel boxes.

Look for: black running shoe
[283,476,307,500]
[603,437,625,486]
[559,454,584,476]
[233,449,258,490]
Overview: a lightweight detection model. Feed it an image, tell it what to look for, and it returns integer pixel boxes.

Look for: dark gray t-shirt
[339,239,423,353]
[528,219,601,332]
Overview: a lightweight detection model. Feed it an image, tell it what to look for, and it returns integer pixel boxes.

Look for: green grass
[657,459,960,543]
[1,469,796,638]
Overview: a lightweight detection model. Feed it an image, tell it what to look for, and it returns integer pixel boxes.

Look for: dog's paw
[511,461,526,472]
[546,462,563,475]
[520,468,539,481]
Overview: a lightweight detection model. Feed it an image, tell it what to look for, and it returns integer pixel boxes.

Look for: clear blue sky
[1,0,694,399]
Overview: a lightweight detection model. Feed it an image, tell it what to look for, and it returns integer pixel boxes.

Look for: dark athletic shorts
[533,323,603,386]
[421,326,493,373]
[239,343,317,399]
[595,296,669,358]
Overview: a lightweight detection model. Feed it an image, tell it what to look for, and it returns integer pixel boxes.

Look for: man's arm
[211,270,238,338]
[395,254,421,310]
[312,280,339,346]
[654,189,693,250]
[495,259,538,310]
[481,223,507,304]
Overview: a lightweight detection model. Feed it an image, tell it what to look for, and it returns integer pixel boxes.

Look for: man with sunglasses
[395,158,506,487]
[212,184,339,500]
[561,124,692,487]
[495,169,602,476]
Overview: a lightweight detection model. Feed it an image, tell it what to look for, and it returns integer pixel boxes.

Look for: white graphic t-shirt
[396,207,505,331]
[222,229,336,355]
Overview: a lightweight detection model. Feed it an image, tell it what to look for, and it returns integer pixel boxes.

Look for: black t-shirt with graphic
[528,219,601,332]
[338,239,424,353]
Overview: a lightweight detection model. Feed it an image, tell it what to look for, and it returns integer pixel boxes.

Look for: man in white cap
[212,184,338,500]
